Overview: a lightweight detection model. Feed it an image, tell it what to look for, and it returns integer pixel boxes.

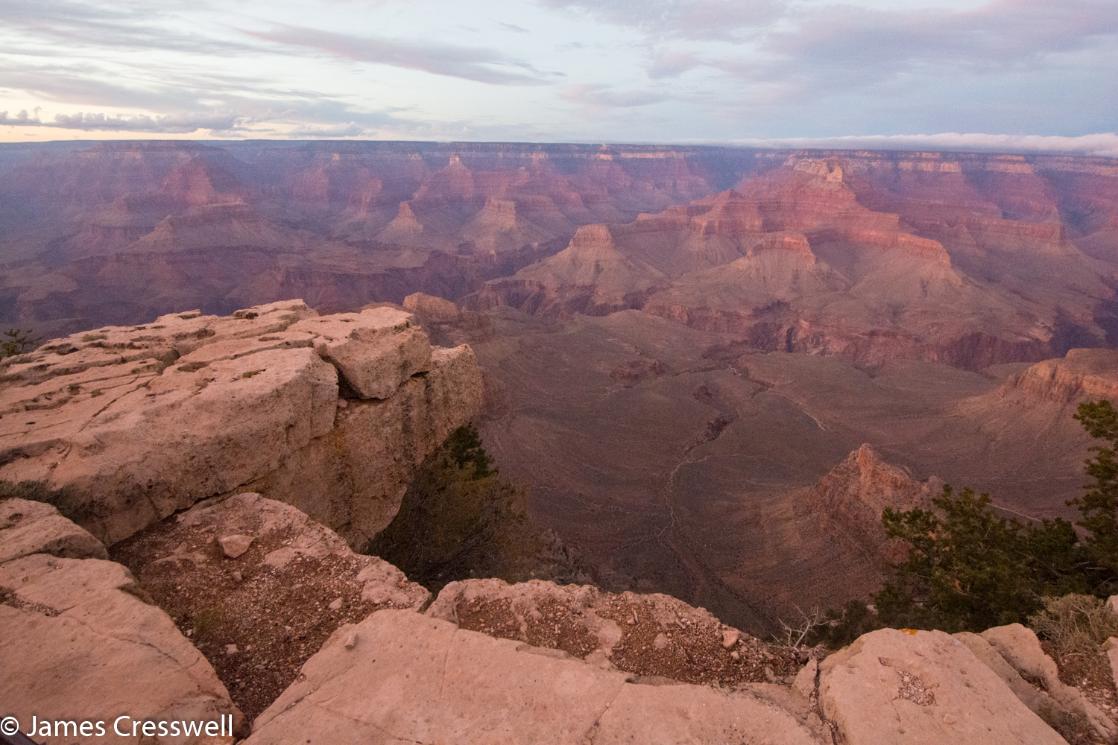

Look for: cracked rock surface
[0,505,243,744]
[244,609,825,745]
[818,628,1069,745]
[0,299,482,546]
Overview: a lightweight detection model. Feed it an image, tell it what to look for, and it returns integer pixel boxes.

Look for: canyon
[3,140,1118,630]
[3,302,1118,744]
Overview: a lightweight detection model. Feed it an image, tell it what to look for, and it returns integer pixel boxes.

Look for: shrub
[866,399,1118,634]
[1028,594,1118,665]
[367,425,587,590]
[0,328,39,358]
[874,486,1087,632]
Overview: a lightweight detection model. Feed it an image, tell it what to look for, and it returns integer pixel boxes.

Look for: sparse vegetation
[865,400,1118,635]
[1029,594,1118,670]
[368,424,588,591]
[0,328,39,358]
[773,605,826,650]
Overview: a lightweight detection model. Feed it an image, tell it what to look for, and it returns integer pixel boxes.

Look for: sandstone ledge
[0,299,483,546]
[427,577,802,687]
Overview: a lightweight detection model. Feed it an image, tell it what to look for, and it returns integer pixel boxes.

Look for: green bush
[869,400,1118,633]
[367,425,587,590]
[0,328,39,358]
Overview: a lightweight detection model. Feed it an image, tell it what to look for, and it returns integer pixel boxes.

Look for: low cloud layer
[732,133,1118,159]
[0,109,241,133]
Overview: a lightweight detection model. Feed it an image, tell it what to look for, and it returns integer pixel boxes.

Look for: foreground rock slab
[818,628,1067,745]
[0,497,107,564]
[0,553,244,744]
[112,492,429,720]
[246,610,824,745]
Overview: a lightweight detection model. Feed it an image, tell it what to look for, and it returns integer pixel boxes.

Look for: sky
[0,0,1116,153]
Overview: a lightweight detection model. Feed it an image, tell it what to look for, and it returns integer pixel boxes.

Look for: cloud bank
[731,133,1118,159]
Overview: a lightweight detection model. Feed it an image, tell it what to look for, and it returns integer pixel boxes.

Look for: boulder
[818,628,1067,745]
[244,610,824,745]
[112,492,429,720]
[981,623,1115,739]
[218,533,253,559]
[0,553,243,743]
[954,632,1060,722]
[290,307,431,399]
[0,497,106,564]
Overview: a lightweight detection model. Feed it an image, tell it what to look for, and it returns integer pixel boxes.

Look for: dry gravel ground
[448,592,805,688]
[113,523,414,720]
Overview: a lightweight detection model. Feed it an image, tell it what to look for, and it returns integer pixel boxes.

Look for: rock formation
[0,299,482,546]
[1002,349,1118,404]
[426,578,801,687]
[818,629,1069,745]
[9,484,1118,744]
[800,443,935,562]
[0,499,245,743]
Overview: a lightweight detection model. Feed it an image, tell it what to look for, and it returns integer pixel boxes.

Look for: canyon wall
[4,143,1116,373]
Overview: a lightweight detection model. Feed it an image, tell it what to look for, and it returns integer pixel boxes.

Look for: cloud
[730,132,1118,159]
[0,109,42,125]
[560,84,667,108]
[246,25,550,85]
[754,0,1118,92]
[0,60,416,137]
[0,109,242,133]
[0,0,261,55]
[539,0,784,40]
[282,122,369,138]
[646,49,706,79]
[52,111,241,133]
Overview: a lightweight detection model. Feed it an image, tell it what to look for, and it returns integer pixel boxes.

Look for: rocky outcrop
[0,299,483,546]
[979,624,1116,740]
[818,628,1068,745]
[1002,349,1118,404]
[6,491,1116,745]
[0,501,244,743]
[112,492,429,720]
[403,291,462,323]
[801,444,935,562]
[244,609,825,745]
